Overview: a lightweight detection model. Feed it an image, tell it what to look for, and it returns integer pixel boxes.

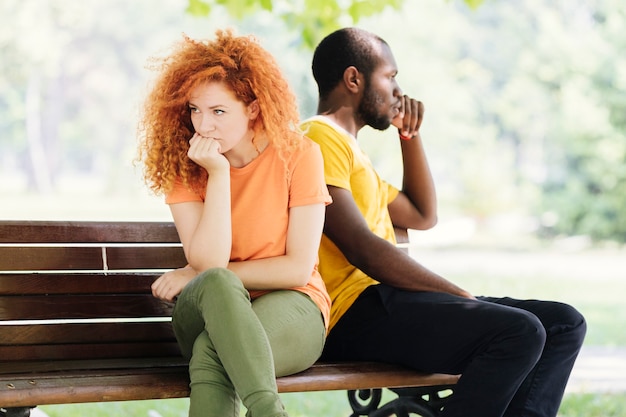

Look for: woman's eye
[214,109,225,115]
[189,106,199,113]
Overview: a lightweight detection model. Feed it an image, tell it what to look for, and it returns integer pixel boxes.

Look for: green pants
[172,267,326,417]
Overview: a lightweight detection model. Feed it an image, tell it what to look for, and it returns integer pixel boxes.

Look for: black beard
[357,86,392,131]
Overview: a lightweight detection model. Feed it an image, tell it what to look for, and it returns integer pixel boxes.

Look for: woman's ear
[343,66,362,94]
[247,100,260,120]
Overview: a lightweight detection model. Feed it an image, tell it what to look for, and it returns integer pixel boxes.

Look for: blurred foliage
[185,0,484,49]
[0,0,624,243]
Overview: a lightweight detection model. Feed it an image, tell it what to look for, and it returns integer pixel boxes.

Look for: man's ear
[343,66,363,94]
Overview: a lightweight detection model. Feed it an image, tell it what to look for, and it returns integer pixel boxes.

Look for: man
[300,27,586,417]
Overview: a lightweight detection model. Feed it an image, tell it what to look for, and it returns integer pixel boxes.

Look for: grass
[38,391,626,417]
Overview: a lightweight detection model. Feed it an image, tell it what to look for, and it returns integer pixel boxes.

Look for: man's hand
[392,95,424,139]
[151,266,197,302]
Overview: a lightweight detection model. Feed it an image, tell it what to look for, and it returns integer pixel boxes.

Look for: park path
[567,346,626,393]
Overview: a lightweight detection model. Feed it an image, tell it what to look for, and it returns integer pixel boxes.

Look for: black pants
[321,284,586,417]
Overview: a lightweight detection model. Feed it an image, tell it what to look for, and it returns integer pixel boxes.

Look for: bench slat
[105,246,186,270]
[0,357,187,374]
[0,247,103,271]
[276,362,459,393]
[0,342,182,362]
[0,221,180,244]
[0,322,176,345]
[0,295,173,320]
[0,367,191,407]
[0,361,458,407]
[0,273,160,295]
[0,247,186,271]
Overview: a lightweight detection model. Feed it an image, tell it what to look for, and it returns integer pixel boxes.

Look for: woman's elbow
[292,270,312,288]
[288,262,316,288]
[187,254,229,272]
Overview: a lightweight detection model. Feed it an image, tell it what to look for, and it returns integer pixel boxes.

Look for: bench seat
[0,220,457,417]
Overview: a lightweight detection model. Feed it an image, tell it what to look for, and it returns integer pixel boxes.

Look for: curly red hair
[137,29,304,196]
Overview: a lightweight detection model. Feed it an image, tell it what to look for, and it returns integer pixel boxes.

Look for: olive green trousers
[172,268,325,417]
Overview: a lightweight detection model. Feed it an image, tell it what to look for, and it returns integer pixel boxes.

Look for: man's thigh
[324,284,539,374]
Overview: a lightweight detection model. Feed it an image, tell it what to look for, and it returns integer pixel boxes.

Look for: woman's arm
[171,134,233,271]
[152,203,325,300]
[169,172,231,271]
[228,203,326,290]
[151,176,231,303]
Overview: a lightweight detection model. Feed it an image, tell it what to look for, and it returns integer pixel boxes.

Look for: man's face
[357,44,403,131]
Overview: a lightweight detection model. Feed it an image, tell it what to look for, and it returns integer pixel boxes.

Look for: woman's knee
[183,267,246,301]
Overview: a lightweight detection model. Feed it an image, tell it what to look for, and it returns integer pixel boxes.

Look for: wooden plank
[0,221,180,244]
[0,357,187,374]
[0,247,103,271]
[0,342,182,362]
[0,273,160,296]
[0,246,186,271]
[0,295,174,320]
[0,367,191,407]
[106,246,186,270]
[276,362,459,393]
[0,322,176,345]
[0,362,458,407]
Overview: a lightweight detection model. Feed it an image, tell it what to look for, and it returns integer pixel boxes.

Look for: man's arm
[325,185,472,297]
[388,98,438,231]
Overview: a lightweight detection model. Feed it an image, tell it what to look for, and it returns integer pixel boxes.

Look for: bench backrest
[0,221,187,363]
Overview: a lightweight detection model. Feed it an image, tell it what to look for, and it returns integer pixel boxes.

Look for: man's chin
[369,120,393,131]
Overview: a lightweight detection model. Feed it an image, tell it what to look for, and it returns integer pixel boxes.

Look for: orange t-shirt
[165,138,332,330]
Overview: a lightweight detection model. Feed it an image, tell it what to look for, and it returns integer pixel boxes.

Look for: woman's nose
[197,116,216,136]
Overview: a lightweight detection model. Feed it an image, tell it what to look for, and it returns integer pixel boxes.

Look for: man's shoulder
[301,116,353,149]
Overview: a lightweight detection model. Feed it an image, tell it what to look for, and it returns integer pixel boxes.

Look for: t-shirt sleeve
[165,179,204,205]
[385,181,400,204]
[288,140,332,208]
[303,122,353,191]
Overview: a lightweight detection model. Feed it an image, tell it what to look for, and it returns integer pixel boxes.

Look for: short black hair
[312,27,388,100]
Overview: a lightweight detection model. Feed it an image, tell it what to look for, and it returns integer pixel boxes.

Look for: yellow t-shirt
[165,138,332,330]
[301,116,399,330]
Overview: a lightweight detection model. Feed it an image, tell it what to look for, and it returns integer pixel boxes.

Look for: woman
[137,30,331,417]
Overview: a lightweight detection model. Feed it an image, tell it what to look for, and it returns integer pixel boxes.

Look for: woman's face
[188,81,258,155]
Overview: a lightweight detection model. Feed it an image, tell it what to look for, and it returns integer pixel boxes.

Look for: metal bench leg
[348,386,455,417]
[0,408,34,417]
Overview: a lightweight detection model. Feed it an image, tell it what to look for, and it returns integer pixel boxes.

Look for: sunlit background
[1,0,625,415]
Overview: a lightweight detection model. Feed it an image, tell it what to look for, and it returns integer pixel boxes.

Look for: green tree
[352,0,626,243]
[185,0,484,48]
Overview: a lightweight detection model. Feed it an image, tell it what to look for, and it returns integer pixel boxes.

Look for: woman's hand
[151,266,197,302]
[187,133,229,173]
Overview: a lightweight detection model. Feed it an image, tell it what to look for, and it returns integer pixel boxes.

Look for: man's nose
[391,77,403,97]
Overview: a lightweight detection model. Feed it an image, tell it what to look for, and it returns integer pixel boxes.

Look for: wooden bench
[0,220,458,417]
